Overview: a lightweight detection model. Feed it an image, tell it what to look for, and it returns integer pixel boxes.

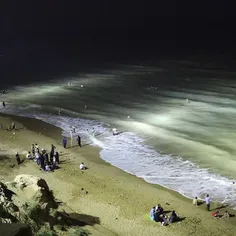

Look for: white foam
[1,104,236,209]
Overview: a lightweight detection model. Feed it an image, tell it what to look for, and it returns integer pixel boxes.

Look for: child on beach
[205,194,211,211]
[193,197,198,207]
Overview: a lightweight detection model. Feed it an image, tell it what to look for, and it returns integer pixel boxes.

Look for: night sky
[1,1,235,83]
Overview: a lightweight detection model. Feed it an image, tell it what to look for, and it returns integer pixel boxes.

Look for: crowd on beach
[15,140,87,172]
[16,143,60,172]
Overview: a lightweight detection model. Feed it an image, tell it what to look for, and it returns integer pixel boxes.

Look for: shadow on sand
[57,211,100,227]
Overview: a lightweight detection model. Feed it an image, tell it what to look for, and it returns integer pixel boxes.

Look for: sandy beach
[1,113,236,236]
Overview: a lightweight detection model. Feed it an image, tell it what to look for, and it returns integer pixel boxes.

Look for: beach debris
[127,115,131,119]
[13,133,16,135]
[166,202,170,205]
[81,84,84,88]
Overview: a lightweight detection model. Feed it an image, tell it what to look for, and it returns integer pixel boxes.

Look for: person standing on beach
[50,144,56,163]
[16,152,21,165]
[11,122,16,130]
[31,144,35,157]
[63,137,67,148]
[2,101,6,108]
[205,194,211,211]
[193,197,198,207]
[55,152,59,164]
[76,135,81,147]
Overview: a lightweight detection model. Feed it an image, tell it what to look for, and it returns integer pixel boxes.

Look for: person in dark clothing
[55,152,59,164]
[50,144,56,163]
[39,154,45,170]
[62,137,67,148]
[31,144,35,157]
[157,204,164,214]
[16,152,21,165]
[2,101,6,108]
[43,152,49,163]
[76,135,81,147]
[169,210,178,223]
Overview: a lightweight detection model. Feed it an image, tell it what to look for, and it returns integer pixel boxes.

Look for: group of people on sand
[15,141,87,172]
[192,194,233,219]
[150,204,179,226]
[32,143,59,171]
[16,143,60,172]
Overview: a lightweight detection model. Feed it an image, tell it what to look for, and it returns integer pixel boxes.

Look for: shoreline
[1,112,236,235]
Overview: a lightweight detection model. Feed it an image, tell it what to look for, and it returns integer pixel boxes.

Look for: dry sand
[1,113,236,236]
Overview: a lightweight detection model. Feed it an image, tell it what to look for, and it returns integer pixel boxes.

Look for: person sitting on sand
[80,162,87,170]
[45,162,51,171]
[150,206,155,221]
[169,210,179,223]
[222,211,230,219]
[16,152,21,165]
[212,211,220,218]
[161,215,168,226]
[193,197,198,207]
[26,151,33,160]
[156,204,164,214]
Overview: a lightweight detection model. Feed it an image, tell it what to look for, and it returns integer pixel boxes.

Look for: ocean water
[1,61,236,208]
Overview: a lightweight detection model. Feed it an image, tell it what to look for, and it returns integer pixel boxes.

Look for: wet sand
[1,113,236,236]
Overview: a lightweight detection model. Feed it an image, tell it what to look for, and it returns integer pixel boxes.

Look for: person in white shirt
[205,194,211,211]
[80,162,86,170]
[26,151,33,159]
[45,163,51,171]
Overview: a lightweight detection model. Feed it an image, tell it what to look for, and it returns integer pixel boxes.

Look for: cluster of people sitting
[150,204,179,226]
[26,143,60,172]
[212,210,231,219]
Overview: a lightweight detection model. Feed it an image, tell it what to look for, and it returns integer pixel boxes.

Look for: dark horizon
[1,1,236,84]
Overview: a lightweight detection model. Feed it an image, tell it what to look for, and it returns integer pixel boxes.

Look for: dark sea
[1,59,236,208]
